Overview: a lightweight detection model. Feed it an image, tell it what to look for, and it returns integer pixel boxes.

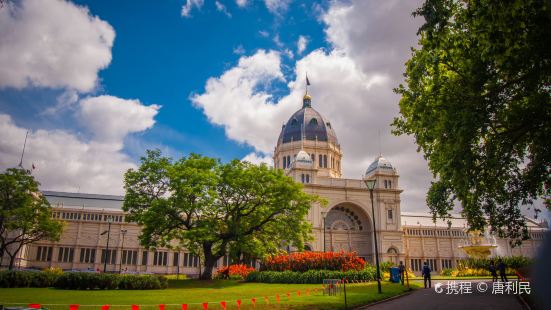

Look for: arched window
[306,174,310,183]
[389,180,392,188]
[323,155,327,168]
[311,154,315,162]
[319,155,323,168]
[301,174,305,183]
[291,118,298,126]
[384,180,388,188]
[309,118,318,126]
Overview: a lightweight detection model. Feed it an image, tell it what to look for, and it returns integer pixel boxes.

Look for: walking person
[422,262,432,288]
[398,261,406,285]
[489,260,498,282]
[498,259,508,282]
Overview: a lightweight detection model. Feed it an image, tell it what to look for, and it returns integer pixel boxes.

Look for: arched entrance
[323,202,373,261]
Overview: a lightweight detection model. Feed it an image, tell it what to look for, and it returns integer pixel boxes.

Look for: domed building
[4,90,547,276]
[273,91,404,263]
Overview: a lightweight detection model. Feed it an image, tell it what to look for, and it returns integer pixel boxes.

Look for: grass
[0,280,419,310]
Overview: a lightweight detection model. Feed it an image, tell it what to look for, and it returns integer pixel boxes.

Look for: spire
[303,73,312,108]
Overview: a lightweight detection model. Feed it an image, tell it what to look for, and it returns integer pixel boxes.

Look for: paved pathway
[364,280,526,310]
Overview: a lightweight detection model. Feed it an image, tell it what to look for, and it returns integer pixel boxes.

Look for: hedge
[0,270,168,290]
[245,268,377,284]
[54,272,168,290]
[0,270,58,288]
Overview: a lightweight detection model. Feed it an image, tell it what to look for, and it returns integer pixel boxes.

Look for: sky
[0,0,547,222]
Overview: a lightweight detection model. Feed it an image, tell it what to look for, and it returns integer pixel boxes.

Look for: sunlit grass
[0,280,419,310]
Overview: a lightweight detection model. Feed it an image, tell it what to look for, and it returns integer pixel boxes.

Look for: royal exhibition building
[4,93,548,277]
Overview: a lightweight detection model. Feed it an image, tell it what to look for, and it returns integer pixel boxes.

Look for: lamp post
[101,216,113,273]
[321,211,327,252]
[364,178,382,294]
[119,229,127,273]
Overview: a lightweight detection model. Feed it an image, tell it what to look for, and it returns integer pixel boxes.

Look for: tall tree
[393,0,551,245]
[123,150,320,279]
[0,168,64,269]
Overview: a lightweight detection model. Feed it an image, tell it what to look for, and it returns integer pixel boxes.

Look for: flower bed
[262,251,366,272]
[215,264,256,280]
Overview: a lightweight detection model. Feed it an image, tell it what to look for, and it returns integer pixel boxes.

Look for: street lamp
[101,216,113,273]
[321,211,327,252]
[363,178,382,294]
[119,229,127,273]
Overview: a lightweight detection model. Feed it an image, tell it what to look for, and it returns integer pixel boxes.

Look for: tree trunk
[199,243,220,280]
[8,253,16,270]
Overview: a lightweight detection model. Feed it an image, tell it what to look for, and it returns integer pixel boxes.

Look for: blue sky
[0,0,548,223]
[0,0,329,162]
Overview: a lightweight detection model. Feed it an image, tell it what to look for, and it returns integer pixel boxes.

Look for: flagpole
[18,130,29,168]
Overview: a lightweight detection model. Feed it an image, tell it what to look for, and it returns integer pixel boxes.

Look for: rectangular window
[79,248,96,263]
[36,246,53,262]
[441,259,452,269]
[410,259,422,272]
[121,250,138,265]
[387,209,393,221]
[173,253,179,266]
[183,253,200,267]
[57,247,74,263]
[101,249,117,264]
[142,251,149,266]
[153,251,168,266]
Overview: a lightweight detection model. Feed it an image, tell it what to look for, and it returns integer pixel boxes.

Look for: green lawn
[0,280,419,310]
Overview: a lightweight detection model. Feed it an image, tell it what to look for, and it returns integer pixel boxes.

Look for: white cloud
[191,50,291,153]
[181,0,204,17]
[297,35,308,54]
[264,0,292,14]
[42,90,80,116]
[236,0,248,7]
[79,95,160,147]
[192,0,436,213]
[0,0,115,92]
[0,98,158,195]
[215,1,231,17]
[258,30,270,38]
[233,44,246,55]
[242,152,273,166]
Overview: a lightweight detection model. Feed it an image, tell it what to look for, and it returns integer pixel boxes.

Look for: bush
[0,270,60,288]
[55,273,166,290]
[246,267,376,284]
[458,256,531,270]
[262,251,366,272]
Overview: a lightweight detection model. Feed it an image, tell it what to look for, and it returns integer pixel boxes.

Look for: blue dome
[366,156,394,175]
[277,106,338,145]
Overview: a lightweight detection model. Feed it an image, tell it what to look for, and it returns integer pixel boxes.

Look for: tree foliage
[123,150,321,279]
[393,0,551,245]
[0,168,64,269]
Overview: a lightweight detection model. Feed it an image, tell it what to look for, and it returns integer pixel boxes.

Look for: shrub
[246,267,376,284]
[54,273,165,290]
[0,270,61,288]
[215,264,256,280]
[0,270,32,288]
[262,251,366,272]
[118,274,163,290]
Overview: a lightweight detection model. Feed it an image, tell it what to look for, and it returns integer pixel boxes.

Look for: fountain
[458,229,497,259]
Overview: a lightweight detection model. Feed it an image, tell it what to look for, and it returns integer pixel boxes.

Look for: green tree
[0,168,64,269]
[393,0,551,245]
[123,150,320,279]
